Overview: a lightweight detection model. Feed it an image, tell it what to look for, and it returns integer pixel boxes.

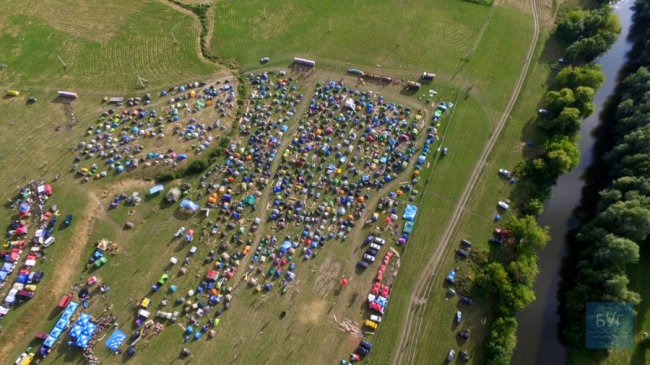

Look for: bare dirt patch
[297,298,327,324]
[312,256,342,296]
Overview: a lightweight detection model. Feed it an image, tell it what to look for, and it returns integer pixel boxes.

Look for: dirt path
[0,179,151,363]
[159,0,218,66]
[390,1,540,364]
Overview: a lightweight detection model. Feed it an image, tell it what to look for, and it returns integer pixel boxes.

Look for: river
[511,1,635,364]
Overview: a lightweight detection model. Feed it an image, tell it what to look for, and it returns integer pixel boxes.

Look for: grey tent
[166,188,181,202]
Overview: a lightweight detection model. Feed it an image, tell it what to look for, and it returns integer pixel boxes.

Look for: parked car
[498,169,512,178]
[497,201,510,210]
[369,243,382,251]
[458,328,470,339]
[364,319,378,330]
[460,239,472,248]
[28,271,44,284]
[42,236,55,248]
[370,314,382,323]
[455,310,462,324]
[357,261,369,269]
[260,57,270,63]
[374,237,386,245]
[460,350,470,362]
[363,254,376,262]
[488,237,502,245]
[456,248,470,258]
[63,214,73,226]
[460,296,473,304]
[446,349,456,362]
[538,108,549,115]
[494,228,510,236]
[365,248,378,257]
[356,346,369,356]
[359,341,373,351]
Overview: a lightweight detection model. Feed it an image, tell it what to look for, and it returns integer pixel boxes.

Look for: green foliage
[544,135,580,175]
[184,158,209,176]
[523,198,545,216]
[462,0,494,6]
[556,6,620,61]
[545,88,575,116]
[485,316,518,365]
[555,65,605,90]
[542,107,582,135]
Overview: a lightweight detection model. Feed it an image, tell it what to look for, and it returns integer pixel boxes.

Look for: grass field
[0,0,554,364]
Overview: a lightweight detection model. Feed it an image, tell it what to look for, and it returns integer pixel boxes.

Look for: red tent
[340,277,349,287]
[205,270,219,282]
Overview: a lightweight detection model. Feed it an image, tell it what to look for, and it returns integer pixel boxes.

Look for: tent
[180,199,199,213]
[105,329,127,352]
[149,184,164,195]
[403,204,418,221]
[166,188,181,202]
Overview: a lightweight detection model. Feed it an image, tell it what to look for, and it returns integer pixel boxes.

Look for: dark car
[488,237,502,245]
[458,328,470,339]
[460,239,472,248]
[460,296,473,304]
[357,346,369,356]
[28,271,44,284]
[365,248,378,257]
[456,248,470,258]
[64,214,73,226]
[357,261,369,269]
[460,351,470,361]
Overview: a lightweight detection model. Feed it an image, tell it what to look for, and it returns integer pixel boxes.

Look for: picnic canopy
[105,329,127,352]
[69,313,97,348]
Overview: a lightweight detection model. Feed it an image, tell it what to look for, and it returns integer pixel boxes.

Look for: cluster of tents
[39,301,79,357]
[75,79,236,181]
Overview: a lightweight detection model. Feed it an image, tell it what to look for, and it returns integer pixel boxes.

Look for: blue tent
[403,204,418,221]
[105,329,127,352]
[1,262,13,272]
[149,184,164,195]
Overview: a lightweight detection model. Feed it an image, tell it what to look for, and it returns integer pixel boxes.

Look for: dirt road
[390,1,541,364]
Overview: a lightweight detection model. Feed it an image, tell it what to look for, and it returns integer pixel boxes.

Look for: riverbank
[512,1,636,364]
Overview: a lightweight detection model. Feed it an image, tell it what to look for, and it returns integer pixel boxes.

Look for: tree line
[560,0,650,353]
[473,2,621,364]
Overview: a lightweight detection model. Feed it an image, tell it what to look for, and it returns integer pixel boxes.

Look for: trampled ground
[0,0,555,364]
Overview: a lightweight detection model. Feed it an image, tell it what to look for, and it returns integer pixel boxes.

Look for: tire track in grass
[390,1,540,364]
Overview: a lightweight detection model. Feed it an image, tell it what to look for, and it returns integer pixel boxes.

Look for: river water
[511,1,635,364]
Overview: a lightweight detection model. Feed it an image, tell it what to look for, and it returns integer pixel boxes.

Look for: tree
[555,65,605,89]
[545,88,576,115]
[524,198,545,216]
[556,9,586,42]
[574,86,596,116]
[504,215,550,254]
[591,234,640,268]
[596,199,650,242]
[543,135,580,176]
[542,107,582,136]
[565,35,609,61]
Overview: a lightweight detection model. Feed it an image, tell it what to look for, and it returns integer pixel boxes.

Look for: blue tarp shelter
[403,221,414,234]
[403,204,418,221]
[180,199,199,212]
[149,184,164,195]
[105,329,127,352]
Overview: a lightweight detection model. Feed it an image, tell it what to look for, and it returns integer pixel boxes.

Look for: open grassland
[0,0,218,92]
[0,0,552,364]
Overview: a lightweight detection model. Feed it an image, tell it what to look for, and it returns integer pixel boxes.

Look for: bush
[184,158,209,176]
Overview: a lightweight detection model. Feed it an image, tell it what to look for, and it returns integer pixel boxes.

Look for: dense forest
[559,0,650,354]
